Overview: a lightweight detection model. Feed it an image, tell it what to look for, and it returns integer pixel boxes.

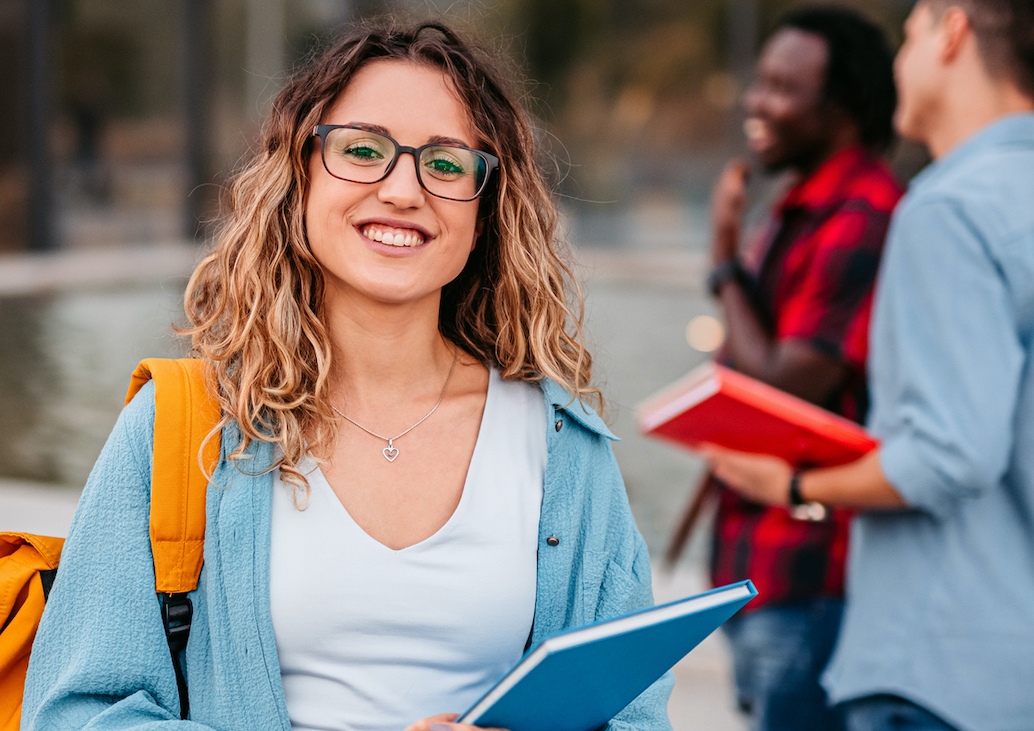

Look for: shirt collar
[540,378,618,441]
[910,112,1034,190]
[778,146,873,213]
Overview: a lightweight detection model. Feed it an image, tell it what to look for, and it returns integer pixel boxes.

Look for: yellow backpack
[0,358,220,730]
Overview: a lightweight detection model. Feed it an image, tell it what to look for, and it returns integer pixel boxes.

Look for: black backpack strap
[161,592,194,719]
[39,567,58,601]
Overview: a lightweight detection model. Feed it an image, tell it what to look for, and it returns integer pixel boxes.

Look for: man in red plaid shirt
[704,7,903,730]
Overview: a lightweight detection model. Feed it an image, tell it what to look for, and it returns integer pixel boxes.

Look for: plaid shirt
[711,147,903,610]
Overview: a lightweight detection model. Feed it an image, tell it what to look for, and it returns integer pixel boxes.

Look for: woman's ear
[472,218,485,250]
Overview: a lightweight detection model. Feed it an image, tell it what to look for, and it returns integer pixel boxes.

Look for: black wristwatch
[788,472,806,505]
[788,472,829,522]
[707,259,744,297]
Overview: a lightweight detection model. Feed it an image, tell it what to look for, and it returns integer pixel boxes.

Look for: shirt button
[546,536,560,547]
[555,419,563,432]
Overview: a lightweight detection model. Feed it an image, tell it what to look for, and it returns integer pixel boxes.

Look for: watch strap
[707,259,744,297]
[788,472,806,505]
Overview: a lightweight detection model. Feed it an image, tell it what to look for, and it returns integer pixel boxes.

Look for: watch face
[790,503,829,522]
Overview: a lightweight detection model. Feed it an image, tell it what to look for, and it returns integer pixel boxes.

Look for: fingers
[711,159,752,260]
[404,713,459,731]
[719,158,751,190]
[696,444,793,506]
[722,157,749,176]
[699,444,747,485]
[706,450,749,486]
[404,713,509,731]
[731,158,751,183]
[712,162,750,221]
[698,442,737,465]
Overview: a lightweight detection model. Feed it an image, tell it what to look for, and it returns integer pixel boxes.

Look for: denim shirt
[22,378,673,730]
[822,114,1034,731]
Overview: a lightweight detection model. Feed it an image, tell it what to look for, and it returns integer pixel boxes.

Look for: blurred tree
[0,1,29,252]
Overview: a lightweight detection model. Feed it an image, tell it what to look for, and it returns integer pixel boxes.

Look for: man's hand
[405,713,509,731]
[701,444,793,506]
[711,159,751,264]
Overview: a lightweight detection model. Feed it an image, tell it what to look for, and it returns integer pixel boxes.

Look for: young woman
[21,20,672,731]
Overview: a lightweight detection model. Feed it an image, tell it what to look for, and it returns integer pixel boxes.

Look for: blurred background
[0,0,917,726]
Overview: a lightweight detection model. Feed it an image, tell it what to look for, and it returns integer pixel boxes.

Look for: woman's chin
[326,276,444,311]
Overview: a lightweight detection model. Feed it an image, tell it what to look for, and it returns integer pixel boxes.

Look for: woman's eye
[426,155,465,176]
[343,144,384,161]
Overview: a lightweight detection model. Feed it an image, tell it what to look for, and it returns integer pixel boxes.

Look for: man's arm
[717,282,848,401]
[702,444,905,509]
[798,450,903,507]
[710,160,851,403]
[865,198,1023,518]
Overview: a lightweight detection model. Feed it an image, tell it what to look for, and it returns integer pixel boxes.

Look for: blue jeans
[843,696,960,731]
[722,598,845,731]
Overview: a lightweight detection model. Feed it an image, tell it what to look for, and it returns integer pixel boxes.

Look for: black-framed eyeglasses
[312,124,499,202]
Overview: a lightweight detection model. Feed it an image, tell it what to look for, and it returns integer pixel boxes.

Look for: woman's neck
[325,290,455,407]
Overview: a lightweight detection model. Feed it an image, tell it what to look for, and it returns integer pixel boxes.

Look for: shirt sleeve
[590,442,674,731]
[776,201,889,369]
[21,382,217,730]
[868,198,1025,519]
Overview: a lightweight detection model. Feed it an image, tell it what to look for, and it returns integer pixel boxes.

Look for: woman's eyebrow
[337,123,473,149]
[427,134,472,148]
[342,122,392,136]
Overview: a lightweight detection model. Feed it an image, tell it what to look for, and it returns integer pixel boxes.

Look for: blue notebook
[457,580,756,731]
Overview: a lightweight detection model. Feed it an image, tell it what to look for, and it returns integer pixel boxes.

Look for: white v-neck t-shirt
[269,369,546,731]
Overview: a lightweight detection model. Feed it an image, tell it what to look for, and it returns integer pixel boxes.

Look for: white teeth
[362,224,425,247]
[744,118,768,143]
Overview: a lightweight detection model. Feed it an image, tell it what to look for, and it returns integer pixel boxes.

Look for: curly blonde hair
[182,19,599,491]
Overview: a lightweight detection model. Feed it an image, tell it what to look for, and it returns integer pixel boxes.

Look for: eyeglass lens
[322,127,489,200]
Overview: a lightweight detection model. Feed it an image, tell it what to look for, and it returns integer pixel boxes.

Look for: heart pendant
[382,445,399,462]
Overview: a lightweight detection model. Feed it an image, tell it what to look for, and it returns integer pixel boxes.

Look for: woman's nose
[377,152,426,208]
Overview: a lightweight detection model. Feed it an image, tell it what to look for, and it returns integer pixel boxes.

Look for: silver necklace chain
[331,349,459,463]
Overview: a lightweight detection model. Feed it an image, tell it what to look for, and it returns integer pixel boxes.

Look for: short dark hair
[775,6,898,151]
[927,0,1034,97]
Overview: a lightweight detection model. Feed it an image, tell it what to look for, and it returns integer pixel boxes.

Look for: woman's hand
[404,713,510,731]
[700,444,793,507]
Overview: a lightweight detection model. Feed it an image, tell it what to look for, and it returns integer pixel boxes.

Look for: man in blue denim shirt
[703,1,1034,729]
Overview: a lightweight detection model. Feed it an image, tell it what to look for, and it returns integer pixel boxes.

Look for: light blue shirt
[22,378,673,730]
[823,113,1034,731]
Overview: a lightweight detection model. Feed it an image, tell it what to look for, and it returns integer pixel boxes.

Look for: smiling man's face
[743,27,837,173]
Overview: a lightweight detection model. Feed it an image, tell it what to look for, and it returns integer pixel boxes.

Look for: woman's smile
[360,223,427,248]
[355,217,434,256]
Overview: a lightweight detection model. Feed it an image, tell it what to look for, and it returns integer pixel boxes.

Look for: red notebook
[638,362,877,467]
